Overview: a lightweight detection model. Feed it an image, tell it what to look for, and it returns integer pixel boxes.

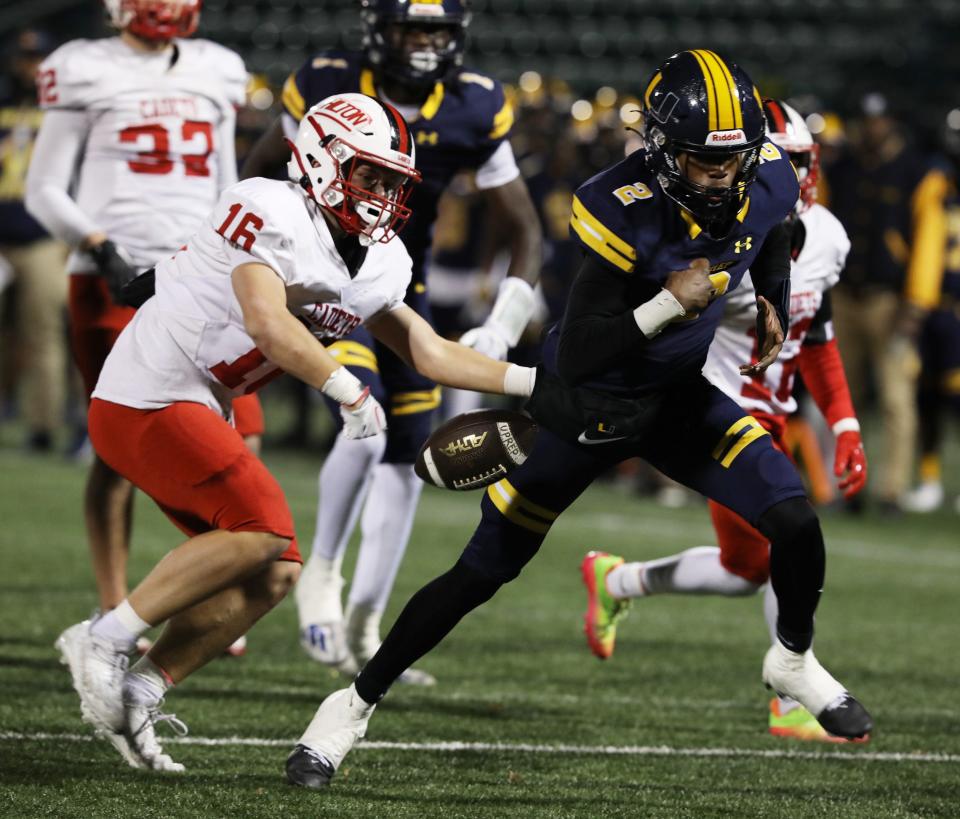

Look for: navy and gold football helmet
[361,0,472,89]
[641,50,765,238]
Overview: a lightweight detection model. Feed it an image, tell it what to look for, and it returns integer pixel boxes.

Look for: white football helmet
[287,93,421,245]
[103,0,201,41]
[763,98,820,213]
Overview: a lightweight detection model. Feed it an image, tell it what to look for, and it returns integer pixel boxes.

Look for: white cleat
[296,557,348,665]
[122,696,188,773]
[56,621,128,734]
[344,603,436,687]
[901,481,944,513]
[762,641,873,740]
[286,684,375,789]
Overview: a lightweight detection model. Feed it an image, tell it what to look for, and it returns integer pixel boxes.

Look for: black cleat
[817,694,874,740]
[286,744,336,789]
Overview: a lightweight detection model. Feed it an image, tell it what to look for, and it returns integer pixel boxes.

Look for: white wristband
[503,364,536,397]
[633,289,685,338]
[486,277,536,348]
[321,366,365,406]
[832,418,860,436]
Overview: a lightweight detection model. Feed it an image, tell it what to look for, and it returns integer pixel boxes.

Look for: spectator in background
[0,29,67,452]
[826,93,949,513]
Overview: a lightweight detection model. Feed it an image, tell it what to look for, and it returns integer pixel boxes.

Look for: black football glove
[89,240,139,304]
[118,268,156,308]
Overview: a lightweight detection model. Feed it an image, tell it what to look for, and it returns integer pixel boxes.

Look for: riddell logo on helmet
[706,130,747,145]
[323,99,373,128]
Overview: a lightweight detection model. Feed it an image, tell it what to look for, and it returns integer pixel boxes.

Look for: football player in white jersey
[53,93,537,773]
[25,0,263,651]
[579,100,870,742]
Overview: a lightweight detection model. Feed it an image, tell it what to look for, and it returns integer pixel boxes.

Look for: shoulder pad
[453,69,513,142]
[185,40,248,107]
[37,40,107,110]
[283,51,361,121]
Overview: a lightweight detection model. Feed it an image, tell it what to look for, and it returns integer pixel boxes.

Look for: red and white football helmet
[763,98,820,213]
[287,93,421,245]
[104,0,201,42]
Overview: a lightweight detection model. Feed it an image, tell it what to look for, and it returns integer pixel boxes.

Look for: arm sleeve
[24,108,100,246]
[556,253,647,385]
[801,290,834,347]
[797,336,856,428]
[748,220,792,334]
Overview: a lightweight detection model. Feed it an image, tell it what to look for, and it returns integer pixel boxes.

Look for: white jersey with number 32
[37,36,246,271]
[703,204,851,417]
[93,178,412,417]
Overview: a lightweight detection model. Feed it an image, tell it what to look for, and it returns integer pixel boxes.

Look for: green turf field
[1,447,958,818]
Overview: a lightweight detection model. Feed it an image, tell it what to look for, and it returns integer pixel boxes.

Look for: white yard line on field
[1,731,957,764]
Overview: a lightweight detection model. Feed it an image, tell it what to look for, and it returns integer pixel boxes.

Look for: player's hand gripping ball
[415,409,538,490]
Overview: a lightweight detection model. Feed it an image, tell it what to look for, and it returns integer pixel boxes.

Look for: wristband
[831,418,861,436]
[633,289,685,338]
[486,277,536,347]
[503,364,536,397]
[321,366,365,406]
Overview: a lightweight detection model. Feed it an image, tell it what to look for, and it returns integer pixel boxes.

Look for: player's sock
[762,574,801,713]
[354,558,501,704]
[634,547,761,596]
[90,599,151,651]
[757,498,824,654]
[124,656,172,706]
[347,463,423,613]
[310,433,386,563]
[605,562,645,598]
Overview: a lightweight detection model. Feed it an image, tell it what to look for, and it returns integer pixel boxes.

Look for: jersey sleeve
[281,53,354,123]
[816,206,851,291]
[36,41,102,111]
[281,62,310,122]
[214,44,249,108]
[212,188,297,282]
[456,73,515,167]
[568,173,639,275]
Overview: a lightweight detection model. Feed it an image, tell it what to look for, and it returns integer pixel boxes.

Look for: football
[415,409,538,491]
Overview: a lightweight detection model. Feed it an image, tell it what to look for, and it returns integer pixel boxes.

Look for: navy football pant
[356,378,821,702]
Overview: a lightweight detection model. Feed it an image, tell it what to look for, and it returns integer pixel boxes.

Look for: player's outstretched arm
[233,262,385,437]
[367,305,534,397]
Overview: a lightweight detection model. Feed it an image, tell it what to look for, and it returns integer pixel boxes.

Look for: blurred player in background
[55,94,537,773]
[242,0,542,683]
[286,53,871,790]
[579,100,869,744]
[25,0,262,653]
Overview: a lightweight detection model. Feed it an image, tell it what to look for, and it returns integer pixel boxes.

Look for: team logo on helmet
[763,98,820,214]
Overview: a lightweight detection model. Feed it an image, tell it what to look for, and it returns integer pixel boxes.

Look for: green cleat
[580,551,631,659]
[768,698,869,744]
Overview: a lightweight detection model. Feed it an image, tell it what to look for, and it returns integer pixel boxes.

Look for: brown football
[415,409,538,491]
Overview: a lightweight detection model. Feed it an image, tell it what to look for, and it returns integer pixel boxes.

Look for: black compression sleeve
[556,254,647,385]
[750,221,792,335]
[801,290,833,346]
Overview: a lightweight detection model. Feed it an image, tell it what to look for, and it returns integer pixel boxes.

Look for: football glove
[834,429,867,499]
[89,240,139,304]
[340,389,387,440]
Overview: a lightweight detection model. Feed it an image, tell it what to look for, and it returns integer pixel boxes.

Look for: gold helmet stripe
[703,50,743,130]
[688,50,719,132]
[644,71,662,109]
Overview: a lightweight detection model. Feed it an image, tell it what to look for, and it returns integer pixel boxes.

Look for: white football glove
[459,277,537,361]
[339,388,387,439]
[459,325,509,361]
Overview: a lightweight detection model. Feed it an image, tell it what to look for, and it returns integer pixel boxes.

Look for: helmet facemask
[105,0,201,42]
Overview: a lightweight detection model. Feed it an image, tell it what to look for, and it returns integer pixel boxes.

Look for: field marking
[1,731,957,764]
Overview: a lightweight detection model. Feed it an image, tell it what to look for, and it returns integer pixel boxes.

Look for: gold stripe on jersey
[391,387,441,416]
[944,368,960,394]
[679,209,702,240]
[486,478,558,535]
[327,340,379,373]
[711,416,769,468]
[282,75,306,120]
[360,68,377,98]
[419,82,445,120]
[644,71,662,109]
[905,168,950,309]
[570,195,636,273]
[489,100,514,139]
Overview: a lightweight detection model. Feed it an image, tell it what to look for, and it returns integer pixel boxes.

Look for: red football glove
[835,430,867,499]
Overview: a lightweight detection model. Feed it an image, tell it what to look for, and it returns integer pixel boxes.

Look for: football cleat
[56,620,128,733]
[343,602,436,686]
[286,684,375,789]
[581,551,631,660]
[768,698,869,744]
[762,642,873,740]
[122,696,188,772]
[296,557,348,665]
[901,481,944,513]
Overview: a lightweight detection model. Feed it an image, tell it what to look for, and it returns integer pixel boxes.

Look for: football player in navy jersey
[242,0,541,684]
[285,51,872,789]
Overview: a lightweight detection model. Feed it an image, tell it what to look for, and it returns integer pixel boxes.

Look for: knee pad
[756,497,821,549]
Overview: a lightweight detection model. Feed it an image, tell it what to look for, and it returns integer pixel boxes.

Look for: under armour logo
[416,131,439,145]
[734,236,753,254]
